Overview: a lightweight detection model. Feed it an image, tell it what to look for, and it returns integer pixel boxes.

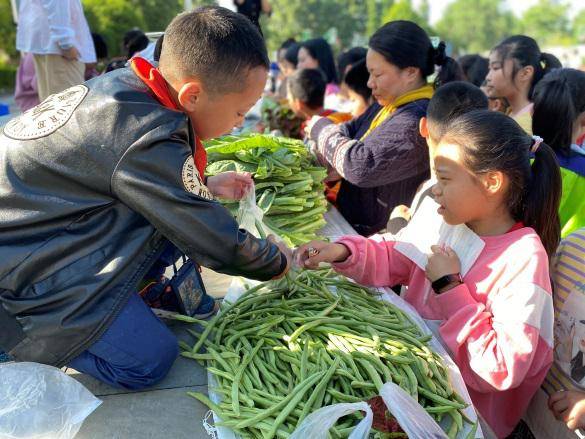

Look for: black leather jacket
[0,68,285,367]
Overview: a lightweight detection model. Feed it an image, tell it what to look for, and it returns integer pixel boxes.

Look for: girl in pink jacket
[298,110,562,438]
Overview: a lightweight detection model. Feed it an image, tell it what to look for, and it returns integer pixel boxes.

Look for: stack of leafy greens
[205,134,328,247]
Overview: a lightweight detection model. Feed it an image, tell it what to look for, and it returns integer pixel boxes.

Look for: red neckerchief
[508,222,524,233]
[130,57,207,177]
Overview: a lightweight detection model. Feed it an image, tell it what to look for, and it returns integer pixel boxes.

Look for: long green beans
[182,269,473,439]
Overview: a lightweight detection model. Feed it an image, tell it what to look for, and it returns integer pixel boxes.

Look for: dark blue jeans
[68,292,178,390]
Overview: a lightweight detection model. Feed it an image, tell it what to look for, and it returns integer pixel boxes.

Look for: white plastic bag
[0,362,102,439]
[236,184,279,241]
[289,402,373,439]
[290,383,448,439]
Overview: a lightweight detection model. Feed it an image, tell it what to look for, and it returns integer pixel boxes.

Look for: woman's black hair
[338,47,367,83]
[458,54,489,87]
[91,33,108,60]
[533,68,585,158]
[300,38,338,84]
[443,110,561,257]
[369,20,463,89]
[491,35,562,100]
[123,29,149,59]
[344,59,372,103]
[284,43,300,68]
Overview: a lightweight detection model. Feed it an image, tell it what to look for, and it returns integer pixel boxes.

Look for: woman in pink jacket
[298,110,562,438]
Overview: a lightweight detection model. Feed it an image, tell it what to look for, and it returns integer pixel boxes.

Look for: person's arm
[297,236,415,287]
[111,124,287,281]
[39,0,76,52]
[309,109,427,188]
[436,276,553,393]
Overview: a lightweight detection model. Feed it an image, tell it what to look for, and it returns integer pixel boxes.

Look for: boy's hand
[425,245,461,282]
[295,240,350,269]
[207,172,253,200]
[269,235,292,279]
[549,390,585,430]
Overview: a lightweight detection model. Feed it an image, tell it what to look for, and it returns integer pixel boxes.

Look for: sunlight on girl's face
[431,142,489,226]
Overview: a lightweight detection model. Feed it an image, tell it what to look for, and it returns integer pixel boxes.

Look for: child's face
[184,67,267,140]
[297,48,319,70]
[431,141,492,226]
[486,52,532,101]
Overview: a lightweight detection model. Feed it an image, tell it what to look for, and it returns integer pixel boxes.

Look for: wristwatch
[431,273,463,294]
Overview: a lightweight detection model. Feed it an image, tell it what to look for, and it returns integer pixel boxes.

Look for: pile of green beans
[180,269,475,439]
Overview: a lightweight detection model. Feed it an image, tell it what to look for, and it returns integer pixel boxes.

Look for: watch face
[3,85,88,140]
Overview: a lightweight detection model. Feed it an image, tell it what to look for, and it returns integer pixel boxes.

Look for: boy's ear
[419,117,429,138]
[177,81,204,112]
[482,170,505,195]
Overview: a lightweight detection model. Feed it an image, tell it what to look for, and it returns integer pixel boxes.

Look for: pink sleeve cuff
[435,283,477,318]
[332,237,360,270]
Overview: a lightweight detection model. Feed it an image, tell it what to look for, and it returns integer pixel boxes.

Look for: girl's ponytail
[432,41,464,88]
[540,52,562,75]
[524,138,562,257]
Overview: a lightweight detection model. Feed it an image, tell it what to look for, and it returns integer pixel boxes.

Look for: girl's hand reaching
[425,245,461,282]
[295,240,350,269]
[549,390,585,431]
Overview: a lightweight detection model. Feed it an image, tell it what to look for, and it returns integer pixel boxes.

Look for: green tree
[520,0,571,47]
[573,9,585,44]
[436,0,517,53]
[381,0,432,33]
[0,2,17,62]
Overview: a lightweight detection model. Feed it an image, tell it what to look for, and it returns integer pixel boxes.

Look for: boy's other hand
[549,390,585,431]
[207,172,253,200]
[425,245,461,282]
[296,241,350,269]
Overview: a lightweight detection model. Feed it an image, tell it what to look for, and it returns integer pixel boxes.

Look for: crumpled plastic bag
[0,362,102,439]
[290,382,448,439]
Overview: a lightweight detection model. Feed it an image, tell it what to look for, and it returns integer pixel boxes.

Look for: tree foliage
[520,0,572,47]
[381,0,433,34]
[436,0,517,53]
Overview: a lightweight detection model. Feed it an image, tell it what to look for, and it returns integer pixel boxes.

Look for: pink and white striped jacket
[333,227,554,438]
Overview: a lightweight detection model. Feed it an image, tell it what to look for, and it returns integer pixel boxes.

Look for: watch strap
[432,273,463,294]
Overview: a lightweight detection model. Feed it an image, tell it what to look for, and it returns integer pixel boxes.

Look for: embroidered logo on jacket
[182,156,213,200]
[3,85,89,140]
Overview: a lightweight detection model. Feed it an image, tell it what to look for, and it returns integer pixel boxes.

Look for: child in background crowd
[287,68,352,129]
[485,35,561,134]
[337,47,367,113]
[299,110,561,438]
[387,81,488,234]
[526,228,585,439]
[459,54,489,87]
[342,60,373,118]
[297,38,340,109]
[532,68,585,238]
[287,68,352,204]
[276,39,298,99]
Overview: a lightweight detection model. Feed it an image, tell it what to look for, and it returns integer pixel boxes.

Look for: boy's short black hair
[344,60,371,103]
[338,47,367,83]
[287,68,327,110]
[427,81,488,141]
[159,6,269,94]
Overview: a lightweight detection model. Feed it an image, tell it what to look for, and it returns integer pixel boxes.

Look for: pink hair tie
[531,135,543,154]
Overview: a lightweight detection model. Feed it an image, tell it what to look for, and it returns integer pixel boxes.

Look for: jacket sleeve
[332,235,415,287]
[436,278,554,393]
[40,0,75,49]
[110,125,285,281]
[309,108,428,189]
